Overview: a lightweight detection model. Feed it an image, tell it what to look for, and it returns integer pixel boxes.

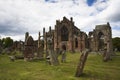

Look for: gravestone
[24,36,34,61]
[47,37,59,65]
[103,43,112,62]
[61,44,66,62]
[75,49,89,77]
[46,26,59,65]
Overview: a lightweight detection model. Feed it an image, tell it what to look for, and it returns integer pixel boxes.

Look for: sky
[0,0,120,41]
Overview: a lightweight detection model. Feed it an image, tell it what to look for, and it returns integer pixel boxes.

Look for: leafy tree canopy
[112,37,120,51]
[1,37,13,48]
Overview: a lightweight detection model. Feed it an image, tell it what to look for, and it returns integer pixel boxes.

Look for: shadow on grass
[75,72,92,78]
[30,58,46,62]
[75,70,101,80]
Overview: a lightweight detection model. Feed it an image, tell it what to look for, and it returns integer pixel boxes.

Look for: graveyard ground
[0,52,120,80]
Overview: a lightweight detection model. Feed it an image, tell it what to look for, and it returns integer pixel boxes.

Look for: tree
[112,37,120,51]
[0,38,2,46]
[2,37,13,48]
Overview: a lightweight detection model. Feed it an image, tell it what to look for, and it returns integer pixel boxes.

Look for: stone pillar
[108,26,113,55]
[38,32,41,48]
[94,36,98,51]
[82,37,85,51]
[43,28,46,51]
[79,34,83,52]
[107,41,111,59]
[37,32,43,59]
[69,25,74,52]
[78,36,81,52]
[54,25,59,51]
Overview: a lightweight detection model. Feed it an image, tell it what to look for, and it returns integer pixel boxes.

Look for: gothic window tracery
[61,26,69,41]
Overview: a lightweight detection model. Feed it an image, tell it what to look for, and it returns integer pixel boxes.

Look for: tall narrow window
[61,26,69,41]
[75,38,78,48]
[98,32,104,50]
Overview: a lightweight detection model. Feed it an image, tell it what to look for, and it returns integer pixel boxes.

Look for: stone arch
[98,31,104,39]
[61,26,69,41]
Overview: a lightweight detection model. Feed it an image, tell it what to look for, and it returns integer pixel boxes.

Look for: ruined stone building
[88,22,113,53]
[43,17,88,52]
[21,16,113,58]
[43,17,113,54]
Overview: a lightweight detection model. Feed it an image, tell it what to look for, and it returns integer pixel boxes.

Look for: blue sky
[0,0,120,40]
[45,0,97,6]
[87,0,96,6]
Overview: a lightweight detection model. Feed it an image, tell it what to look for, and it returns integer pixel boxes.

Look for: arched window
[98,32,104,50]
[98,32,104,39]
[61,26,69,41]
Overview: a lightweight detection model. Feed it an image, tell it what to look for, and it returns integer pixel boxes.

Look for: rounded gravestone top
[25,36,34,46]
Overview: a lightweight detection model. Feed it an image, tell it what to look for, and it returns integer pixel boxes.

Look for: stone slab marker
[47,26,59,65]
[49,48,59,65]
[75,49,89,77]
[61,44,66,62]
[24,35,34,61]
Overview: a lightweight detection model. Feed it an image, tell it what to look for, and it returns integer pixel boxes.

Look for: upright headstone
[24,36,34,61]
[47,26,59,65]
[103,43,112,62]
[75,49,89,77]
[61,44,66,62]
[47,38,59,65]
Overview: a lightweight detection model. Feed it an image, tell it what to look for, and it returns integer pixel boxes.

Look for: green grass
[0,52,120,80]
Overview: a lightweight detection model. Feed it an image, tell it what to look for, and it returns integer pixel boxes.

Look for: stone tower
[37,32,44,59]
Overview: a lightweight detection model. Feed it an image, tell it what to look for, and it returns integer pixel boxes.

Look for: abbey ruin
[12,17,113,61]
[43,17,113,53]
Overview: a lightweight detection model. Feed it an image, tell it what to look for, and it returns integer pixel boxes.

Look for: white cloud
[0,0,120,41]
[112,29,120,37]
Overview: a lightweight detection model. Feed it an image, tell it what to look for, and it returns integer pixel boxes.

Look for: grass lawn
[0,52,120,80]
